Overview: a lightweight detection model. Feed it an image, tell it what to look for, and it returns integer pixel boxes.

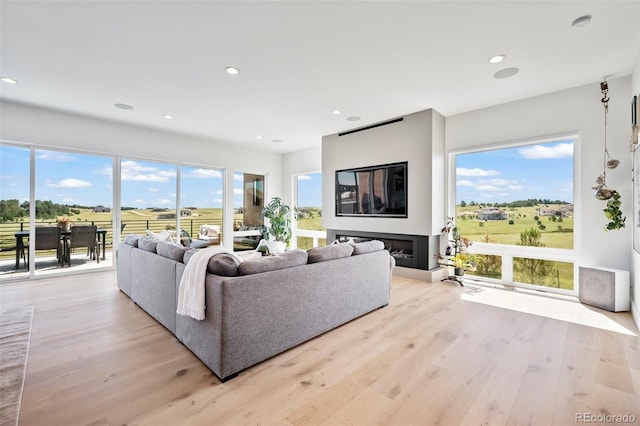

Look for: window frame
[447,131,581,296]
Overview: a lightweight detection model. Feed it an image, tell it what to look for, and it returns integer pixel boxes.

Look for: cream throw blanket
[177,246,243,320]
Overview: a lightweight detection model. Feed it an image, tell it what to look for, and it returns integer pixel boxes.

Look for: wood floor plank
[1,271,638,425]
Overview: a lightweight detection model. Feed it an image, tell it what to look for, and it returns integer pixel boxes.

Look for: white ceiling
[1,1,638,154]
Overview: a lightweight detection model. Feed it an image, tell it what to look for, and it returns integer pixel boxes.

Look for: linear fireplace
[326,229,439,270]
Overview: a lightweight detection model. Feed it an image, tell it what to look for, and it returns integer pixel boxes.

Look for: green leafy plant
[260,197,299,245]
[603,190,626,231]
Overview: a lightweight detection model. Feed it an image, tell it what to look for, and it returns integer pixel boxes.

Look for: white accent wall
[447,76,632,274]
[631,48,640,329]
[322,109,446,237]
[0,100,283,249]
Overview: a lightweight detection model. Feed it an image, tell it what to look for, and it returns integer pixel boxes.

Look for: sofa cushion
[307,243,353,263]
[351,240,385,255]
[124,234,140,247]
[207,253,240,277]
[239,250,308,275]
[138,237,158,253]
[156,240,187,262]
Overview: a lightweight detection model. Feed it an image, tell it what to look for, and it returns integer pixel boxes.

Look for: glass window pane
[513,257,574,291]
[179,166,224,247]
[464,254,502,280]
[455,140,574,250]
[34,149,113,272]
[0,145,30,279]
[296,172,325,249]
[120,159,177,241]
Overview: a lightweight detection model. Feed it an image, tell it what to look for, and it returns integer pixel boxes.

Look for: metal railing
[0,218,224,260]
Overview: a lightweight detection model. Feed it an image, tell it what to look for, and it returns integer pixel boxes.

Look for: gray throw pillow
[156,240,187,262]
[352,240,385,255]
[238,250,308,275]
[307,243,353,263]
[138,237,158,253]
[207,253,240,277]
[124,234,140,247]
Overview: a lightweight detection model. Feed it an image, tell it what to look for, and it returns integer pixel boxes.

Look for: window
[453,137,576,293]
[120,159,177,238]
[295,172,325,249]
[1,145,114,280]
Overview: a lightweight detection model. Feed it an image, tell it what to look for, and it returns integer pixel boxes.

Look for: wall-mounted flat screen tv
[335,161,407,217]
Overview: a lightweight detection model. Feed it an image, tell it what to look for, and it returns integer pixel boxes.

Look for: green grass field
[455,204,574,290]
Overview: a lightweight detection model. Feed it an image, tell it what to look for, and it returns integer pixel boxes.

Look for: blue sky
[456,140,574,204]
[1,146,323,209]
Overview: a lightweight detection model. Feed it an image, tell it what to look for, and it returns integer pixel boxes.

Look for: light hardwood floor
[1,271,638,425]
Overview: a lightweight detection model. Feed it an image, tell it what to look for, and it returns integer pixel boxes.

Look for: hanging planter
[592,80,626,229]
[604,190,626,231]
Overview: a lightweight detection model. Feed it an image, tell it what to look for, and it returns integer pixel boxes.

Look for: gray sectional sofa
[116,236,394,381]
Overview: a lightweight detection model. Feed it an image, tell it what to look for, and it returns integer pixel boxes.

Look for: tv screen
[335,161,407,217]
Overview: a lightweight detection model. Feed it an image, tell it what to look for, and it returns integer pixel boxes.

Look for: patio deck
[0,249,114,280]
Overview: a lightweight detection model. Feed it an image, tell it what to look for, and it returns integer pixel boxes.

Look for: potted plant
[260,197,299,254]
[56,216,73,231]
[453,253,467,276]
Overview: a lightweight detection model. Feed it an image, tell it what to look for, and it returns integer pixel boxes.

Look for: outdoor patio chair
[64,225,99,267]
[24,226,63,268]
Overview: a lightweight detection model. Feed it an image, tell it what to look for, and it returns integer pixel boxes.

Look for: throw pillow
[307,243,353,263]
[207,253,240,277]
[124,234,140,247]
[138,237,158,253]
[156,241,187,262]
[238,249,308,275]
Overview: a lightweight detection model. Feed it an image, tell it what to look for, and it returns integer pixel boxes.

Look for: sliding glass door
[0,144,114,280]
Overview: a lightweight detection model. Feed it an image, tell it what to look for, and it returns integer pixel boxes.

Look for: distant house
[477,207,508,220]
[537,204,573,218]
[93,205,111,213]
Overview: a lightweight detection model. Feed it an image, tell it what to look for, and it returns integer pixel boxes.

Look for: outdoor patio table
[14,228,107,269]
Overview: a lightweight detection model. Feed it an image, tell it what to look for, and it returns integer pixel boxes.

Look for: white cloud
[457,180,474,187]
[46,178,92,188]
[233,173,243,181]
[213,198,223,204]
[519,143,573,159]
[121,160,176,182]
[298,175,312,180]
[233,188,244,195]
[508,184,524,190]
[457,167,499,177]
[186,168,223,178]
[148,188,159,192]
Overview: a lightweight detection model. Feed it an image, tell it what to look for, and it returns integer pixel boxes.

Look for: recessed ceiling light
[346,116,361,122]
[493,67,520,79]
[114,103,134,110]
[256,136,263,140]
[572,15,592,28]
[488,55,506,64]
[271,139,282,143]
[0,77,17,84]
[163,115,173,119]
[332,110,342,115]
[225,66,240,75]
